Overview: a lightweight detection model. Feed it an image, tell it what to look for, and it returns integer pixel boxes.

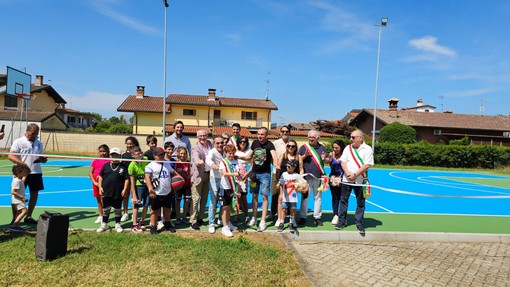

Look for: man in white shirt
[338,130,374,235]
[8,123,47,224]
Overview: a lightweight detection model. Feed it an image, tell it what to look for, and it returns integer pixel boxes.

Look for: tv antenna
[265,72,270,101]
[480,97,488,115]
[439,95,444,112]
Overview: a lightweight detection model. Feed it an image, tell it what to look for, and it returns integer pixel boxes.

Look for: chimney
[136,86,145,98]
[417,99,423,106]
[35,75,43,86]
[388,98,399,118]
[207,88,217,101]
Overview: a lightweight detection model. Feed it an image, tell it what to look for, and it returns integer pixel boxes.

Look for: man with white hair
[337,129,374,235]
[298,129,330,226]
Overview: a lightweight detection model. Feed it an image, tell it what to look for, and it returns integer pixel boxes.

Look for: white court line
[0,189,91,197]
[349,194,394,213]
[367,211,510,218]
[389,171,510,195]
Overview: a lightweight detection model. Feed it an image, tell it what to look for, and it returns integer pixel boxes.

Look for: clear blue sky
[2,0,509,124]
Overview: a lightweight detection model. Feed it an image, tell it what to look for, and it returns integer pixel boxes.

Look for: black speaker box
[35,213,69,261]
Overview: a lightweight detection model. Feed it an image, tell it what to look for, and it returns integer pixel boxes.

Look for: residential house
[349,98,510,146]
[117,87,278,136]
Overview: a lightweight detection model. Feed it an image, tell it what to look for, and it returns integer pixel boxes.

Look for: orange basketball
[171,175,185,191]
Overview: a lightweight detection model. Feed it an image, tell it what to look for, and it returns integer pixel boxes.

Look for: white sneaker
[257,221,267,232]
[157,221,165,231]
[95,216,102,224]
[247,217,257,227]
[208,224,216,234]
[227,221,238,231]
[115,223,123,233]
[331,215,339,225]
[120,213,130,222]
[217,218,222,226]
[96,222,108,233]
[221,226,233,237]
[274,219,281,227]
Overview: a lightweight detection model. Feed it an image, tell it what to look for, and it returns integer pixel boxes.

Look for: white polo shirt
[10,136,44,174]
[340,142,374,184]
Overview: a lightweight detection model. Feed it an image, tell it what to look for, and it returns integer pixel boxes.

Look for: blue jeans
[208,176,222,225]
[250,173,271,197]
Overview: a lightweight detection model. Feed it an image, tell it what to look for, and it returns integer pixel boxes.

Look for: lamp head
[381,17,388,26]
[163,0,169,7]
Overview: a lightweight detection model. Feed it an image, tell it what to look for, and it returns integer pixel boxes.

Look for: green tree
[379,122,417,144]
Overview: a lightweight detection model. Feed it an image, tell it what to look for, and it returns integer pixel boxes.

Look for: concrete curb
[283,230,510,243]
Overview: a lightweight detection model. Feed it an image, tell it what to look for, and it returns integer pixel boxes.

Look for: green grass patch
[0,231,309,286]
[446,177,510,189]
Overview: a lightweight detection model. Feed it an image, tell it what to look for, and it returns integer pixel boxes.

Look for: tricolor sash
[304,143,325,175]
[349,144,371,198]
[228,136,238,147]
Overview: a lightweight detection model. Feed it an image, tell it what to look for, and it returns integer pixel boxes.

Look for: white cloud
[446,87,500,98]
[408,36,457,57]
[224,33,242,45]
[91,1,158,35]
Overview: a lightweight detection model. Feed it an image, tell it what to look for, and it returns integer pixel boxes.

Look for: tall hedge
[375,142,510,168]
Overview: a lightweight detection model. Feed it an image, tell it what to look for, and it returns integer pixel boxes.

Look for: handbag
[329,175,342,187]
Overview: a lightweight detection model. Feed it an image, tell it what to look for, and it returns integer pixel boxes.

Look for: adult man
[271,125,291,221]
[298,130,330,226]
[190,129,212,230]
[164,120,191,159]
[8,123,47,224]
[205,135,225,234]
[228,123,241,147]
[242,127,279,232]
[337,130,374,235]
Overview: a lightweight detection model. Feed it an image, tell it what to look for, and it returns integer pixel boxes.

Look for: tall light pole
[162,0,169,143]
[371,17,388,152]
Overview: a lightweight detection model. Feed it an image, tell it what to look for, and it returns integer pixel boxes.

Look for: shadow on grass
[0,230,36,243]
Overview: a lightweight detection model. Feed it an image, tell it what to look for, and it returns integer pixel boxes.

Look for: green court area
[447,176,510,189]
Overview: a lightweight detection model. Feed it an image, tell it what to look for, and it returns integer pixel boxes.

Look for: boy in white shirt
[278,160,305,233]
[10,165,31,231]
[218,144,239,237]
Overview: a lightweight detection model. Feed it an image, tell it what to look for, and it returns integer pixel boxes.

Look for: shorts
[102,196,122,210]
[176,187,192,200]
[219,189,233,207]
[281,202,297,210]
[12,201,26,211]
[134,185,149,208]
[92,184,100,198]
[25,173,44,192]
[150,193,172,210]
[250,173,271,197]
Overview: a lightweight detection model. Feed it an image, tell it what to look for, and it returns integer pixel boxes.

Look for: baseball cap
[110,147,122,155]
[153,147,165,156]
[287,160,298,168]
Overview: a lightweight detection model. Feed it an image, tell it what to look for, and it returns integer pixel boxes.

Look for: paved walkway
[286,236,510,287]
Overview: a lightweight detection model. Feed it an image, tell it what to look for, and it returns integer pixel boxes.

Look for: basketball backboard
[6,66,31,99]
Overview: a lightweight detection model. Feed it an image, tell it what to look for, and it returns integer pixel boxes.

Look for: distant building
[117,87,278,136]
[349,98,510,146]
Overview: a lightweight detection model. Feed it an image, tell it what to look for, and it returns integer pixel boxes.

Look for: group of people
[7,121,374,237]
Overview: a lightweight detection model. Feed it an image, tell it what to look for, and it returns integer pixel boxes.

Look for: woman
[235,136,250,222]
[329,140,346,225]
[275,139,304,226]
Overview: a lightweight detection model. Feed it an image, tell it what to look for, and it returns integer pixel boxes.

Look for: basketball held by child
[294,178,309,194]
[171,175,185,191]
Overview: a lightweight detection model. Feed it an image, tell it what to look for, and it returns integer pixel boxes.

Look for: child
[278,160,303,234]
[174,146,192,225]
[97,147,130,233]
[10,164,31,231]
[163,141,176,222]
[218,144,239,237]
[128,146,149,233]
[143,135,157,161]
[88,144,110,224]
[145,147,178,235]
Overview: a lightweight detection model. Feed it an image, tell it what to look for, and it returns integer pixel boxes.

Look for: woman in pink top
[89,144,110,224]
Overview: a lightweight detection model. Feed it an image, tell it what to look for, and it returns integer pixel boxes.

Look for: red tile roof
[166,125,279,139]
[361,109,510,131]
[118,93,278,112]
[269,129,338,138]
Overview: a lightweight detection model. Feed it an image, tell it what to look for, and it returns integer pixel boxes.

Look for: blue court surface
[1,162,509,217]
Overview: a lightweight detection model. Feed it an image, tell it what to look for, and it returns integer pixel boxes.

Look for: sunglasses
[281,130,290,134]
[240,141,247,143]
[215,142,224,145]
[286,144,297,148]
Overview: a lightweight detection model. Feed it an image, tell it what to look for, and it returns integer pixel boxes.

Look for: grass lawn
[0,230,309,286]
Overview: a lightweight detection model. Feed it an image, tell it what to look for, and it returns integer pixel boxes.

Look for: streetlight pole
[162,0,169,143]
[371,17,388,153]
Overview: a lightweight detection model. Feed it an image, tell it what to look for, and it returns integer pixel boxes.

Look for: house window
[4,95,17,109]
[241,111,257,120]
[68,116,76,123]
[183,109,196,116]
[214,110,221,119]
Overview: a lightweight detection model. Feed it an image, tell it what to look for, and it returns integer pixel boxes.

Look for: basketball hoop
[16,93,34,100]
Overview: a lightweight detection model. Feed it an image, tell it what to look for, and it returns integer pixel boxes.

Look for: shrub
[378,122,417,144]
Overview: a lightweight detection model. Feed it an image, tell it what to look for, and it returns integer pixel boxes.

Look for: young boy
[10,164,31,231]
[128,146,149,233]
[97,147,130,233]
[143,135,157,161]
[145,147,178,235]
[278,160,304,233]
[218,144,239,237]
